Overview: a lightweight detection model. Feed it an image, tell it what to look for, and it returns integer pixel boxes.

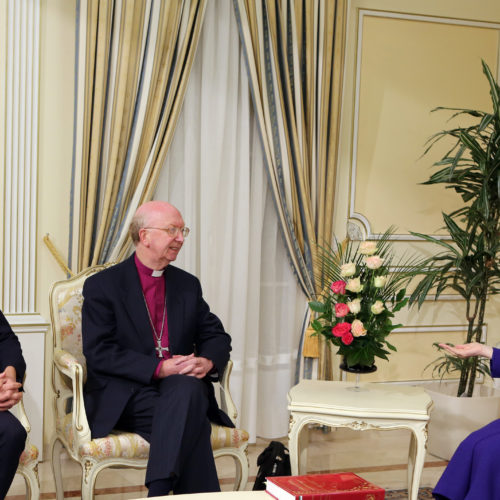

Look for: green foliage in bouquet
[308,229,417,369]
[408,61,500,397]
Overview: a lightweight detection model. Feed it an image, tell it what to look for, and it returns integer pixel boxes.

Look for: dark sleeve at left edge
[0,310,26,384]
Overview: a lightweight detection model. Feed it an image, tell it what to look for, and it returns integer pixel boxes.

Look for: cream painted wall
[37,0,77,455]
[335,0,500,384]
[356,17,497,235]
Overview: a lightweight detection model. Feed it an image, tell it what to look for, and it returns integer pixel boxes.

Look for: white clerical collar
[151,269,164,277]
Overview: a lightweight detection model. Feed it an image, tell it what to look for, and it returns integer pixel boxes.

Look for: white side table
[287,380,433,500]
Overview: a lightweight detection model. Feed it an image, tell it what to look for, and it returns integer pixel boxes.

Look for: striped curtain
[232,0,347,377]
[71,0,206,271]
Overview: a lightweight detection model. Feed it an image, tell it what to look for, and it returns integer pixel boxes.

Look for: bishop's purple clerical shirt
[134,254,170,378]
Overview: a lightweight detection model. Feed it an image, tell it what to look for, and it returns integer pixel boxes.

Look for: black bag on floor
[252,440,291,490]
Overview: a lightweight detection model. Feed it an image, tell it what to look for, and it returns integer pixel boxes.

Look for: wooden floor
[7,427,447,499]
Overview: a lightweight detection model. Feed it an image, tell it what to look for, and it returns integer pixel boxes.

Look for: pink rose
[332,322,351,338]
[330,280,346,294]
[342,332,354,345]
[351,319,367,337]
[335,303,350,318]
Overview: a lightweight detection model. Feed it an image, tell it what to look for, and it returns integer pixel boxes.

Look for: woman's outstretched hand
[438,342,493,360]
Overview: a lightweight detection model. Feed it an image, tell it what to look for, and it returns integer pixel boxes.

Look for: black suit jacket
[0,310,25,384]
[82,254,233,438]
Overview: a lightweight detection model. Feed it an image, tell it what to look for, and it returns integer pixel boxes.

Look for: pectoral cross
[155,339,169,358]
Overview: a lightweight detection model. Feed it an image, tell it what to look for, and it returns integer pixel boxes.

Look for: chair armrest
[219,360,238,425]
[53,348,91,442]
[54,348,82,374]
[15,397,31,433]
[11,388,36,457]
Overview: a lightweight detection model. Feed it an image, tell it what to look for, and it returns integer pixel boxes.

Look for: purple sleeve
[490,347,500,377]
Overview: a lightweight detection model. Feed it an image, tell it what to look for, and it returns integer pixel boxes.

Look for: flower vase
[339,356,377,390]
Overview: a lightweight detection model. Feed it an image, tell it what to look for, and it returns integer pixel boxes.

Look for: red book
[265,472,385,499]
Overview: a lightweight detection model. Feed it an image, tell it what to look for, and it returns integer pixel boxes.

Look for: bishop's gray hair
[129,213,147,245]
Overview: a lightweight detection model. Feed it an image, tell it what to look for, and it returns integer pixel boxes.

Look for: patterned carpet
[386,487,434,499]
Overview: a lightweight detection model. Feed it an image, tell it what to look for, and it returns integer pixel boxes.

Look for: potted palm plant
[408,60,500,459]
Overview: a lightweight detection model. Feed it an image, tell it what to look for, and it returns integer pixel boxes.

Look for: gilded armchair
[49,265,249,499]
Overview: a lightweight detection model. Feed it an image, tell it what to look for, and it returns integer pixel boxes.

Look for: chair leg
[233,454,242,491]
[80,459,100,500]
[19,464,40,500]
[51,437,65,500]
[234,448,249,491]
[215,447,249,491]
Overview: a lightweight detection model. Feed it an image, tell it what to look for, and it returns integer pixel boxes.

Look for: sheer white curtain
[154,0,305,441]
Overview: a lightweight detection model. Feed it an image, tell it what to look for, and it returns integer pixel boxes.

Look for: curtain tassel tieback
[43,234,74,276]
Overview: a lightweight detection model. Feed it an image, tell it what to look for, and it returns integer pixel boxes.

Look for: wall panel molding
[348,9,500,240]
[3,0,40,313]
[3,0,46,458]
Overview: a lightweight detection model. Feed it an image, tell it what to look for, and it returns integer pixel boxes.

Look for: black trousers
[0,411,27,500]
[116,374,220,495]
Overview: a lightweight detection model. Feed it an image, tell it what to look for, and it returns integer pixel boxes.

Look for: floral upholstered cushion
[59,412,248,459]
[56,287,86,367]
[57,412,150,459]
[210,424,249,450]
[79,431,151,460]
[19,443,39,466]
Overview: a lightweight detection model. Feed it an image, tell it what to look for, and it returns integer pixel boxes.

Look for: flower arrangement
[309,229,416,369]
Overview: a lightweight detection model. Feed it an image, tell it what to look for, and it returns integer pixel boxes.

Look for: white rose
[346,277,363,293]
[371,300,385,315]
[365,255,384,270]
[348,298,361,314]
[359,241,377,255]
[340,262,356,277]
[374,276,387,288]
